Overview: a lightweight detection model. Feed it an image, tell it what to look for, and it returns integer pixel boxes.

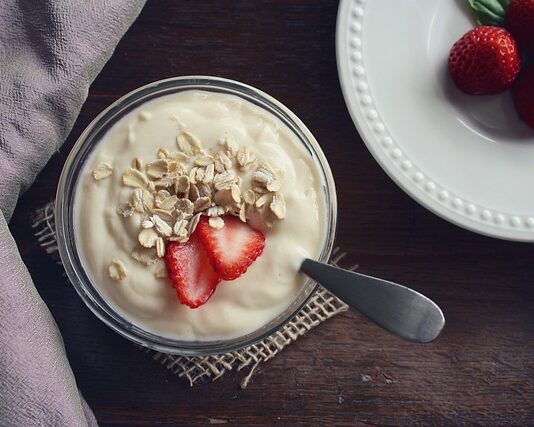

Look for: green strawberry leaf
[466,0,510,26]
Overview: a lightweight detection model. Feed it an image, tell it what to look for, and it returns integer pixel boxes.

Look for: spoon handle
[301,259,445,343]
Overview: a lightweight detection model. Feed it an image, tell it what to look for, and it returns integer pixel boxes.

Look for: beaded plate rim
[336,0,534,242]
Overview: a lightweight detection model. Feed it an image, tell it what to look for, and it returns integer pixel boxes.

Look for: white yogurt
[75,90,327,341]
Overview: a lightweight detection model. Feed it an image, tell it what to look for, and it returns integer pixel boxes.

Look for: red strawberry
[512,66,534,129]
[506,0,534,52]
[448,26,521,95]
[196,215,265,280]
[164,235,221,308]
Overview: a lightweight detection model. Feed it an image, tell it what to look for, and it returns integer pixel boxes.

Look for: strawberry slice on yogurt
[196,215,266,281]
[165,235,221,309]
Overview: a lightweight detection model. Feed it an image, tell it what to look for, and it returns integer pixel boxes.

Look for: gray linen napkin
[0,1,145,426]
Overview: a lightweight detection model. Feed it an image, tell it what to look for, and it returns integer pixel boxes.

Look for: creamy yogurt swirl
[75,90,326,340]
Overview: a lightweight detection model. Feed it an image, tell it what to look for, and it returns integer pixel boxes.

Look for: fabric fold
[0,0,145,425]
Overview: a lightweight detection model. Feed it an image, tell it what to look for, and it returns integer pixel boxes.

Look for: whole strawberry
[506,0,534,52]
[512,66,534,129]
[448,26,521,95]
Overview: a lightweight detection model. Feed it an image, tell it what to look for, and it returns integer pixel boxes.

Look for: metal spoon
[301,259,445,343]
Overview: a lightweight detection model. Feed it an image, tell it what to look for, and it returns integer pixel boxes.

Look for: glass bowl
[55,76,337,356]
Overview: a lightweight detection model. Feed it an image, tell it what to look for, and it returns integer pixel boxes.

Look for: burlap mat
[32,202,351,387]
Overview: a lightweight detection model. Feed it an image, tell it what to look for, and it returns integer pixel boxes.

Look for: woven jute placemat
[32,202,351,387]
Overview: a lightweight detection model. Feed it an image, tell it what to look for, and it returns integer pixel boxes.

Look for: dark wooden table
[10,1,534,425]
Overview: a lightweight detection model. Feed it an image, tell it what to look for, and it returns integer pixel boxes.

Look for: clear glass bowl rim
[55,76,337,356]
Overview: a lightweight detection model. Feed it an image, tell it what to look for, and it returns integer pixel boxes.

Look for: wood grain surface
[9,1,534,425]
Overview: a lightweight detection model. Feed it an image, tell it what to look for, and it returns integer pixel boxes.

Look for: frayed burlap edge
[32,201,351,387]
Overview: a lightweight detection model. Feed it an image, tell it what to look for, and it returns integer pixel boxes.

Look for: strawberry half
[512,66,534,129]
[196,215,266,281]
[164,235,221,308]
[448,26,521,95]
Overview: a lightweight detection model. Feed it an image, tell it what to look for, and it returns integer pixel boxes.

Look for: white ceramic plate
[336,0,534,241]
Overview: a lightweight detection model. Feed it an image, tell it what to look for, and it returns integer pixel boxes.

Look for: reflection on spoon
[301,259,445,343]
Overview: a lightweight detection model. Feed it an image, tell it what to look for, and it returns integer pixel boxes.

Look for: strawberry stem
[466,0,510,26]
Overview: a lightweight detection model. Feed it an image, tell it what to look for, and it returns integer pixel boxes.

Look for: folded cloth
[0,1,145,426]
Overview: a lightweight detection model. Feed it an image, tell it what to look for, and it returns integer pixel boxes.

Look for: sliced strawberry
[196,215,266,281]
[164,235,221,308]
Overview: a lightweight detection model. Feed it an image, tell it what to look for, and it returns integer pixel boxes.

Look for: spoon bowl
[301,258,445,343]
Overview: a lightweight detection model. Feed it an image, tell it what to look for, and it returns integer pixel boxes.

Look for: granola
[116,131,287,266]
[108,259,127,281]
[92,162,113,180]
